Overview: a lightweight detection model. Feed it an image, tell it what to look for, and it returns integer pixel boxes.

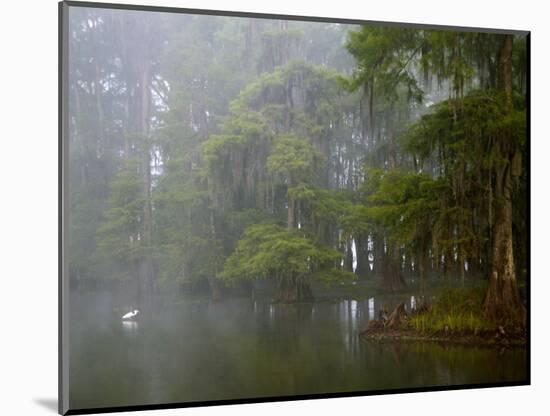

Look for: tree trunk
[498,35,514,100]
[483,155,525,324]
[382,244,406,292]
[276,276,313,303]
[355,234,370,278]
[417,244,428,295]
[287,193,296,229]
[208,210,224,302]
[483,34,525,326]
[343,237,354,273]
[372,232,384,276]
[208,277,224,302]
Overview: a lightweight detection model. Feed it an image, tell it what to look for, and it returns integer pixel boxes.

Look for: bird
[122,309,140,321]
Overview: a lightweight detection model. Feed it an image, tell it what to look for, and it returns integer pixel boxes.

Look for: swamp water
[69,292,527,409]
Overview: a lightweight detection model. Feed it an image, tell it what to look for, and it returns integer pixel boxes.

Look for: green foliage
[342,26,424,104]
[201,134,247,177]
[222,224,355,285]
[96,160,144,278]
[410,287,490,333]
[267,135,323,184]
[403,90,526,259]
[289,185,352,222]
[229,61,343,136]
[68,190,105,280]
[419,31,476,97]
[200,60,355,244]
[68,8,528,306]
[153,156,224,285]
[404,90,527,162]
[346,168,440,249]
[344,27,516,102]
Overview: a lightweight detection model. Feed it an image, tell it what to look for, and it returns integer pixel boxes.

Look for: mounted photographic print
[59,1,530,414]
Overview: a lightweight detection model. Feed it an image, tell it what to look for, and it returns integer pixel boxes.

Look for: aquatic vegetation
[408,287,502,334]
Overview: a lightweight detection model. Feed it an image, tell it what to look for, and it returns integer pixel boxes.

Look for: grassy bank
[360,286,527,347]
[409,287,490,333]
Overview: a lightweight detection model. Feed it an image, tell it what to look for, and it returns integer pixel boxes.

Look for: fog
[65,5,528,411]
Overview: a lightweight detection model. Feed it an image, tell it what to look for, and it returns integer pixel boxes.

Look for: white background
[0,0,547,415]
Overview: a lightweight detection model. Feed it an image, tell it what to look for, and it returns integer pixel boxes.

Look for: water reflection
[69,293,527,409]
[122,320,138,334]
[368,297,375,321]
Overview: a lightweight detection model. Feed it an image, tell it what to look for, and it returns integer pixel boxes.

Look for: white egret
[122,309,140,321]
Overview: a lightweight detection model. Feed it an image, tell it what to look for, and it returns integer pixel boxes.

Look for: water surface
[69,293,527,409]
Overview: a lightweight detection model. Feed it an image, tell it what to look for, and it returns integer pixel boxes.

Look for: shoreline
[359,328,527,348]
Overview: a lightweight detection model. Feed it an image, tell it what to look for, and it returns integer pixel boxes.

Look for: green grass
[410,310,489,333]
[409,286,491,334]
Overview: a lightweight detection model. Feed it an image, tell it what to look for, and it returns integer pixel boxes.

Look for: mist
[65,5,528,411]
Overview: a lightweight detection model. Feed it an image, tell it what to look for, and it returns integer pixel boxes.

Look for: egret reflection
[122,320,138,333]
